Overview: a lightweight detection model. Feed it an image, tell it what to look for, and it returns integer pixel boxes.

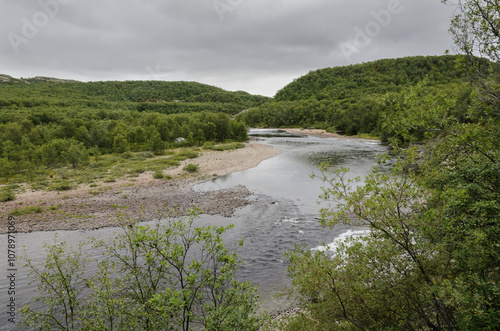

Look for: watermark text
[213,0,244,21]
[8,0,72,54]
[6,216,17,324]
[340,0,410,62]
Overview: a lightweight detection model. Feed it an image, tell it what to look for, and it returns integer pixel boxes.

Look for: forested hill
[0,75,269,115]
[0,76,267,180]
[274,55,465,101]
[237,55,472,136]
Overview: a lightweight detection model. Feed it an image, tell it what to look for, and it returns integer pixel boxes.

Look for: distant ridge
[0,74,269,116]
[0,74,80,84]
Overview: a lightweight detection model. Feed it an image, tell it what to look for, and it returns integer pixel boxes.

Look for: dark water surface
[0,130,387,329]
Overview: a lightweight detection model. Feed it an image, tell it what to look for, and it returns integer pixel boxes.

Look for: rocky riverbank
[0,142,281,234]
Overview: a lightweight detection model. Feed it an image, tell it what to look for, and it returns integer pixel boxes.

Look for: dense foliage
[445,0,500,110]
[21,209,262,330]
[284,2,500,330]
[0,78,256,181]
[237,55,473,136]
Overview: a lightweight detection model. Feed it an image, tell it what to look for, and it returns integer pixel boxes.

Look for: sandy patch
[0,142,281,234]
[166,142,281,178]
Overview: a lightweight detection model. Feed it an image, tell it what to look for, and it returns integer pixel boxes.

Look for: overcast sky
[1,0,456,96]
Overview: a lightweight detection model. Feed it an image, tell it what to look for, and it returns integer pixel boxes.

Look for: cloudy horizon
[1,0,456,97]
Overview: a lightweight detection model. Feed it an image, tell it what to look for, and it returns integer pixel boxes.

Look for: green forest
[0,77,268,191]
[236,55,474,138]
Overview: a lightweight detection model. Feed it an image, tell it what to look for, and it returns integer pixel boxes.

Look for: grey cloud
[1,0,455,96]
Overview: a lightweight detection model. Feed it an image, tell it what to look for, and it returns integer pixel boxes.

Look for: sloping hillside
[0,76,269,115]
[237,55,472,136]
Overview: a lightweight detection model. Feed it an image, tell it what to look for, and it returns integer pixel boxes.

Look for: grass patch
[9,205,43,216]
[110,205,127,209]
[171,150,199,162]
[2,146,202,195]
[148,158,180,168]
[183,163,199,173]
[202,142,215,149]
[211,142,245,151]
[136,151,155,159]
[355,133,380,140]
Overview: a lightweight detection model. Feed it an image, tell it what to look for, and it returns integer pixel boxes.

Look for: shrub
[153,170,164,179]
[183,163,199,173]
[0,186,15,202]
[121,151,133,159]
[51,181,73,191]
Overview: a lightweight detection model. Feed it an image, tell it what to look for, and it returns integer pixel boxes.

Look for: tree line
[0,79,260,181]
[0,78,269,116]
[0,108,247,180]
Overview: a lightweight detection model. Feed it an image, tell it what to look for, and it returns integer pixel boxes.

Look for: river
[0,129,388,330]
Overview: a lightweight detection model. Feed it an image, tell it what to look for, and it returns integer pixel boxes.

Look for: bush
[121,151,133,159]
[50,181,73,191]
[153,170,164,179]
[0,186,15,202]
[183,163,199,173]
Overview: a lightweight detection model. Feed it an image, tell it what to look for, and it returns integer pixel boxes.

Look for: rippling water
[0,130,388,329]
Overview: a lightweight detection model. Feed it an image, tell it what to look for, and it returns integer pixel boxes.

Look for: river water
[0,129,387,329]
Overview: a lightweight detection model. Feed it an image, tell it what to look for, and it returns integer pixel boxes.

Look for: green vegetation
[10,2,500,329]
[9,205,43,216]
[0,79,261,194]
[0,186,15,202]
[153,170,165,179]
[237,55,473,136]
[0,78,269,116]
[182,163,199,173]
[208,142,246,151]
[283,2,500,330]
[21,209,261,330]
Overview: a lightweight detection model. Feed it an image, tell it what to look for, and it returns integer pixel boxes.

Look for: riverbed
[0,129,388,329]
